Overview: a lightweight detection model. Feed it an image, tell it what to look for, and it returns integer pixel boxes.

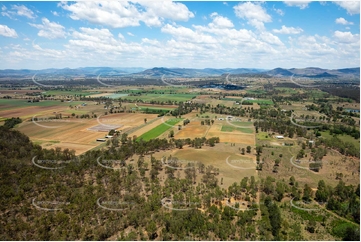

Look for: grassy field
[137,118,183,141]
[0,99,84,111]
[246,89,267,94]
[248,99,274,105]
[221,125,254,133]
[229,121,253,126]
[121,94,196,102]
[320,131,360,151]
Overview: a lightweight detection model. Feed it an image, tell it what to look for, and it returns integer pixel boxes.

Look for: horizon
[0,1,359,69]
[1,66,360,71]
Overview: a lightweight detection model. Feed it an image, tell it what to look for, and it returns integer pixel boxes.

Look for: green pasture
[137,118,182,141]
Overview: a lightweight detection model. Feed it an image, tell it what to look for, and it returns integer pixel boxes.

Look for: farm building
[275,135,284,139]
[96,138,106,142]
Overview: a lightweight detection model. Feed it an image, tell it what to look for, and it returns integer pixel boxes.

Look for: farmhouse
[105,135,113,138]
[218,118,224,121]
[96,138,106,142]
[275,135,284,139]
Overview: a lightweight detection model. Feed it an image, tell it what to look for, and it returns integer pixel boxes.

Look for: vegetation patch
[137,118,182,141]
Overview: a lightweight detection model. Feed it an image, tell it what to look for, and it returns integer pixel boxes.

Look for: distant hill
[0,67,146,78]
[134,67,266,77]
[0,66,358,79]
[264,67,359,79]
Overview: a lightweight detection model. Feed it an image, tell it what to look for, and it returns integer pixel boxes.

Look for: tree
[246,146,251,154]
[144,118,147,123]
[303,184,313,202]
[169,130,174,138]
[241,148,245,155]
[289,176,296,186]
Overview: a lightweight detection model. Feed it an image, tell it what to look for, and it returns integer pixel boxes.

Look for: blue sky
[0,1,359,70]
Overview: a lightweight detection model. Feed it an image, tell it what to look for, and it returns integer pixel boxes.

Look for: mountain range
[0,66,359,79]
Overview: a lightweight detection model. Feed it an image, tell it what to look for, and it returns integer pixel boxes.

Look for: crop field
[174,120,209,139]
[207,122,255,145]
[0,100,87,119]
[16,112,158,154]
[137,118,183,141]
[221,125,254,133]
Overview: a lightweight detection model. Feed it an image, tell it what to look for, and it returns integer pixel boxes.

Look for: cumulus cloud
[335,17,354,25]
[234,2,271,30]
[335,1,360,15]
[2,4,36,19]
[59,1,194,28]
[29,18,66,39]
[208,12,234,29]
[333,30,359,43]
[284,1,311,9]
[273,25,303,34]
[0,24,18,38]
[161,24,217,44]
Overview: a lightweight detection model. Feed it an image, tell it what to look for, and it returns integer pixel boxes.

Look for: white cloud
[273,25,303,34]
[333,30,359,43]
[284,1,311,9]
[138,1,194,26]
[233,2,271,30]
[51,11,59,16]
[59,1,194,29]
[260,32,284,46]
[335,1,360,15]
[127,32,134,37]
[273,7,285,16]
[29,18,66,39]
[161,24,217,44]
[208,13,234,29]
[11,5,36,19]
[118,33,125,40]
[335,17,354,25]
[0,24,18,38]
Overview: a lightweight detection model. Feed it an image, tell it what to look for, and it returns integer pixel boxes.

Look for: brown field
[0,106,67,119]
[174,120,209,139]
[206,122,256,145]
[96,113,158,131]
[157,146,258,188]
[17,113,158,155]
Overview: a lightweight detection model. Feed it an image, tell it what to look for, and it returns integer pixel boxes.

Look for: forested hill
[0,126,359,240]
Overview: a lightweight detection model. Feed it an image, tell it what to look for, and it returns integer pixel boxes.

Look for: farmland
[137,118,183,141]
[0,70,359,241]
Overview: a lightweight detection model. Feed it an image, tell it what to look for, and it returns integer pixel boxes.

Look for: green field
[320,131,360,151]
[106,93,129,99]
[121,94,196,102]
[274,87,299,94]
[137,118,183,141]
[229,121,253,126]
[0,99,84,111]
[256,131,272,140]
[249,99,274,105]
[246,89,267,94]
[221,125,253,133]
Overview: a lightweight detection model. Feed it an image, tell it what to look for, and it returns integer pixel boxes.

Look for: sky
[0,1,360,70]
